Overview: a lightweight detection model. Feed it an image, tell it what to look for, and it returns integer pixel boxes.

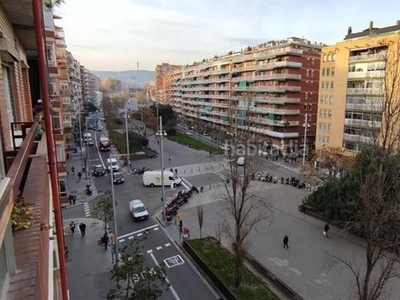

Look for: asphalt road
[78,129,220,300]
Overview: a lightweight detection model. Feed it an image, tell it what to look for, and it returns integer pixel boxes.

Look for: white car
[129,199,149,222]
[186,131,194,136]
[237,157,245,166]
[107,158,120,172]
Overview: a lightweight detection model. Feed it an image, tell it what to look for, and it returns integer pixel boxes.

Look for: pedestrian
[79,222,86,237]
[176,212,183,236]
[103,232,109,250]
[73,195,77,205]
[169,155,171,162]
[109,232,115,245]
[170,168,173,173]
[175,168,178,175]
[78,172,82,182]
[69,195,73,205]
[324,223,330,238]
[69,221,76,234]
[283,234,289,249]
[64,246,69,259]
[71,166,75,174]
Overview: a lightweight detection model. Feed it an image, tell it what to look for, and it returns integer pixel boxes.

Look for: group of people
[69,221,87,237]
[283,223,330,249]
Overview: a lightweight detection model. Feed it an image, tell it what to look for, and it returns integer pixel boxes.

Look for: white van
[142,170,181,187]
[107,158,120,172]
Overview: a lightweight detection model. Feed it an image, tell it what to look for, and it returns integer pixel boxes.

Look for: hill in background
[91,70,155,85]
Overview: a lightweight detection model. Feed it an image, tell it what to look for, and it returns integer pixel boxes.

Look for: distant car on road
[86,137,94,146]
[113,172,125,184]
[237,157,245,166]
[129,199,149,222]
[92,165,105,177]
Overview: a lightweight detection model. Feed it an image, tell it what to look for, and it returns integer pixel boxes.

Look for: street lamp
[302,113,311,167]
[109,151,121,264]
[156,116,167,220]
[125,109,130,166]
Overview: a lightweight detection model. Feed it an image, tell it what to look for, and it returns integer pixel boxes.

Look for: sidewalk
[157,183,400,300]
[64,217,113,300]
[66,151,98,206]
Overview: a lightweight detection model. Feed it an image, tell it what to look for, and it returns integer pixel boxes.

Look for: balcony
[256,61,302,71]
[255,97,300,104]
[345,103,382,112]
[254,47,303,61]
[249,117,299,127]
[232,64,257,72]
[1,116,54,300]
[344,118,381,128]
[348,52,387,63]
[347,70,385,79]
[343,133,375,143]
[248,126,299,138]
[346,88,382,95]
[254,74,301,81]
[251,107,300,115]
[235,85,301,93]
[60,89,70,97]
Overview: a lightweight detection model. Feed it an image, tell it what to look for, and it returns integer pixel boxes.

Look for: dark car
[92,165,105,177]
[113,172,125,184]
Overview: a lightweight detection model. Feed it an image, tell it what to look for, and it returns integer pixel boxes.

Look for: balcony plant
[11,200,34,231]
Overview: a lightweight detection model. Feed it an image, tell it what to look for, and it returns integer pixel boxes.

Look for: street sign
[163,255,184,268]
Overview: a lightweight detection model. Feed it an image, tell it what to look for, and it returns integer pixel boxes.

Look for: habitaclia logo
[222,139,310,157]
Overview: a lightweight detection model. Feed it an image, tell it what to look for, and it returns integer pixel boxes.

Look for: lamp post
[109,151,119,264]
[302,113,311,167]
[125,109,130,164]
[78,106,83,167]
[156,116,167,220]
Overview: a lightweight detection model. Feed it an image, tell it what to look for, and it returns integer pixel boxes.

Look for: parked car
[86,137,94,146]
[113,172,125,184]
[237,157,245,166]
[129,199,149,221]
[92,164,105,177]
[186,130,194,136]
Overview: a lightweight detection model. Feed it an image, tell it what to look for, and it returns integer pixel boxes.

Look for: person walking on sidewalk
[283,234,289,249]
[71,166,75,174]
[69,221,76,235]
[324,223,330,238]
[78,171,82,182]
[79,222,86,237]
[168,155,171,162]
[103,232,110,250]
[73,195,77,205]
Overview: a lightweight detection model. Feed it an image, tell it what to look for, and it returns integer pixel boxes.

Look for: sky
[55,0,400,72]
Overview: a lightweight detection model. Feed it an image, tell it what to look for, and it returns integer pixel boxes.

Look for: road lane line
[149,253,181,300]
[181,181,190,190]
[153,227,159,231]
[156,246,162,250]
[165,243,171,247]
[147,249,153,254]
[128,236,134,240]
[118,224,159,240]
[137,233,143,237]
[119,239,125,243]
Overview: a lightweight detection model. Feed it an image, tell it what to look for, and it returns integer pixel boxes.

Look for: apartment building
[67,50,82,113]
[80,65,91,102]
[155,63,181,103]
[0,1,66,299]
[169,38,321,153]
[44,8,70,202]
[316,21,400,153]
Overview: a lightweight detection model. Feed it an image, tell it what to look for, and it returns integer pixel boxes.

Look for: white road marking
[147,249,153,254]
[156,246,162,250]
[128,236,134,240]
[118,224,159,240]
[153,227,159,231]
[290,267,302,275]
[137,233,143,237]
[119,239,125,243]
[181,181,190,190]
[149,253,180,300]
[269,257,289,267]
[165,243,171,247]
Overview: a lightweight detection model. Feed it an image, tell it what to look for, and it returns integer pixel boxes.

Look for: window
[330,81,334,89]
[327,123,331,131]
[322,67,326,76]
[332,54,336,61]
[320,95,324,103]
[324,109,328,118]
[328,110,332,118]
[319,109,323,117]
[311,58,315,66]
[59,176,67,197]
[56,144,65,162]
[308,103,312,110]
[326,68,330,76]
[311,70,314,77]
[323,55,327,62]
[321,82,325,89]
[3,66,15,124]
[329,95,333,104]
[331,67,335,76]
[328,54,332,61]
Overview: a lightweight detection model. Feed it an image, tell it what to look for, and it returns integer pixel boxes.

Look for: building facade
[316,21,400,153]
[155,63,181,103]
[169,38,321,154]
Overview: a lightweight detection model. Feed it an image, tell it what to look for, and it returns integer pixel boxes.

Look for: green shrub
[165,127,176,136]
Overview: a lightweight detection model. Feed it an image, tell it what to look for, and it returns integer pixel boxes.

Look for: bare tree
[327,146,400,300]
[196,202,204,238]
[91,190,115,234]
[222,149,267,287]
[316,146,354,180]
[377,38,400,152]
[214,221,225,269]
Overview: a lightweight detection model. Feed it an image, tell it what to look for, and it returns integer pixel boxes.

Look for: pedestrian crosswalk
[83,202,91,217]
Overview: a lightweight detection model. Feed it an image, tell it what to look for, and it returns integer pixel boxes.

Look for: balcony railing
[247,126,299,138]
[346,88,382,95]
[343,133,375,143]
[344,118,381,128]
[348,52,387,62]
[345,103,382,112]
